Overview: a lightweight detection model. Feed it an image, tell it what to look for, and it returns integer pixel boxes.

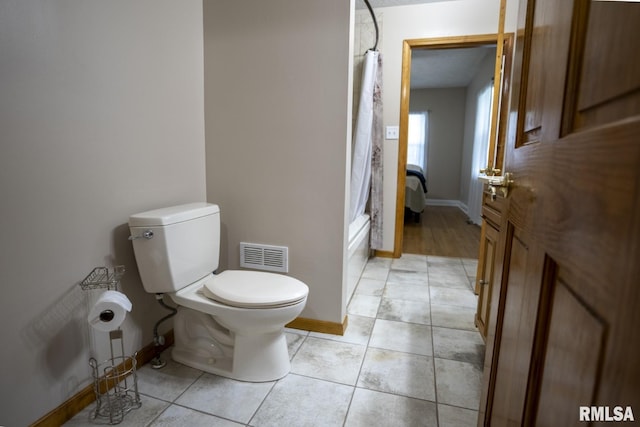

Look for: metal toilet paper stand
[81,266,141,425]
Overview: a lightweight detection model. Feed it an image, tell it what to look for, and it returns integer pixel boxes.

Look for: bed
[405,164,428,221]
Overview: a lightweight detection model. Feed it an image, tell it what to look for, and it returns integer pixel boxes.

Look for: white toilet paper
[88,290,132,332]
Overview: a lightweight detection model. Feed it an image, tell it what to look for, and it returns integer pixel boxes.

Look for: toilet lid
[202,270,309,308]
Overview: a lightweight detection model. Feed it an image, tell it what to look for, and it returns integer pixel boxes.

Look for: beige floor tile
[431,303,477,331]
[309,314,375,346]
[361,257,391,280]
[428,265,471,289]
[391,254,429,272]
[377,297,431,325]
[438,404,479,427]
[348,293,382,317]
[346,388,437,427]
[387,269,429,286]
[250,374,353,427]
[383,281,430,303]
[432,326,485,368]
[151,405,243,427]
[434,358,482,410]
[290,337,366,385]
[430,286,477,309]
[175,374,274,423]
[285,331,307,359]
[369,319,432,356]
[354,277,386,297]
[357,347,436,401]
[136,354,202,402]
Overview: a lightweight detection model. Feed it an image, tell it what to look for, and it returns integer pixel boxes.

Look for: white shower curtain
[350,50,383,249]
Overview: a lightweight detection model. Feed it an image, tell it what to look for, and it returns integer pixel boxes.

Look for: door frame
[392,33,513,257]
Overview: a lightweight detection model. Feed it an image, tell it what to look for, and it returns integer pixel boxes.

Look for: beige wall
[0,1,206,425]
[409,88,468,201]
[203,0,353,324]
[357,0,520,252]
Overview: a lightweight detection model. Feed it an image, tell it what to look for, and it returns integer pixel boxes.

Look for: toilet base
[172,307,291,382]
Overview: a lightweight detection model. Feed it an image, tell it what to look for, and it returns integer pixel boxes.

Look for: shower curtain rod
[363,0,379,52]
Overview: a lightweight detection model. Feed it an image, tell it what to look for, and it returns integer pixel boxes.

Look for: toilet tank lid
[129,203,219,227]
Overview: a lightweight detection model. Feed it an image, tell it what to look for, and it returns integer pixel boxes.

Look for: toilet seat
[202,270,308,309]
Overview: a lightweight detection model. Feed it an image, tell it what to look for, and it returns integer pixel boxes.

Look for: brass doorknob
[488,172,514,199]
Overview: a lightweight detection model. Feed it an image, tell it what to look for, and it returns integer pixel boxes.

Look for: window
[407,112,428,170]
[467,80,495,225]
[472,82,494,178]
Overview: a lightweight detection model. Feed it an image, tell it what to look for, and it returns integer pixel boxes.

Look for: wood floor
[403,205,481,259]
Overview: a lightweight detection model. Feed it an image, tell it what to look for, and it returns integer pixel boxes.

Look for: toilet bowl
[128,203,309,382]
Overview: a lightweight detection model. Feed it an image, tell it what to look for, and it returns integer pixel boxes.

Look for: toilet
[128,202,309,382]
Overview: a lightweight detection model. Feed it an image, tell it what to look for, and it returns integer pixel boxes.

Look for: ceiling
[411,46,496,89]
[355,0,497,89]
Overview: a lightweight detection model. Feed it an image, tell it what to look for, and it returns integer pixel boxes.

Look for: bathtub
[347,213,371,303]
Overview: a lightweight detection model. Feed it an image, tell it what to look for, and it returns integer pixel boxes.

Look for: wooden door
[479,0,640,425]
[475,221,498,340]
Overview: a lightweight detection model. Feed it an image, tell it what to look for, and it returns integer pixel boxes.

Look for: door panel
[489,226,543,425]
[519,0,574,145]
[480,0,640,425]
[475,221,499,338]
[574,2,640,131]
[534,273,607,426]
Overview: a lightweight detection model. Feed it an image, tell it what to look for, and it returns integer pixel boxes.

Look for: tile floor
[66,254,484,427]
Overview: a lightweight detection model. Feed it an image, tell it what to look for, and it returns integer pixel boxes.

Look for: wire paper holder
[81,266,141,424]
[89,330,141,424]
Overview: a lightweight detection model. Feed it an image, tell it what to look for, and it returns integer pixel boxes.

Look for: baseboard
[286,315,348,336]
[32,314,348,426]
[373,249,395,258]
[425,199,463,208]
[458,202,469,216]
[30,330,175,427]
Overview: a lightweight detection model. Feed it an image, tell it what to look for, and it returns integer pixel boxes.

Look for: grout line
[246,378,278,426]
[427,256,441,427]
[343,263,387,426]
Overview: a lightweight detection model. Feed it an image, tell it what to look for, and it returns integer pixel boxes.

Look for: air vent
[240,242,289,273]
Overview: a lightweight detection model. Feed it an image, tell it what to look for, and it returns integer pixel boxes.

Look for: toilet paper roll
[88,290,132,332]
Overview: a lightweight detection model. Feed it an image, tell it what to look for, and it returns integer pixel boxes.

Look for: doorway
[394,34,513,258]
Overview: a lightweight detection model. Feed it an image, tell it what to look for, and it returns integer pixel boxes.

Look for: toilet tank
[128,203,220,294]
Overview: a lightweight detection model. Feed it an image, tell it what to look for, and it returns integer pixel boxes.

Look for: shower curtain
[350,50,383,249]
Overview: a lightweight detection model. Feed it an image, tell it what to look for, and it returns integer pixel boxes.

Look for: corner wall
[0,2,206,425]
[203,0,352,324]
[409,88,468,201]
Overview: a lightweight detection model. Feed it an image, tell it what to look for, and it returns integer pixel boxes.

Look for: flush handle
[128,230,154,240]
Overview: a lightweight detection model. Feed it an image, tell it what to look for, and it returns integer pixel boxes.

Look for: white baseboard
[424,199,476,221]
[425,199,462,208]
[458,202,469,216]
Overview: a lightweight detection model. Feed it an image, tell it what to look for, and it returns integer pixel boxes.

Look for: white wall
[203,0,353,324]
[357,0,520,252]
[0,2,206,425]
[410,88,468,201]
